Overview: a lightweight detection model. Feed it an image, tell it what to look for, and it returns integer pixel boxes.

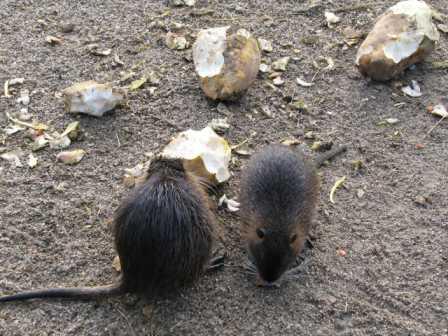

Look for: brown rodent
[240,144,346,286]
[0,157,219,302]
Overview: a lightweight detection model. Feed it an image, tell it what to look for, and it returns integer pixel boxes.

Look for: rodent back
[113,158,214,295]
[240,145,318,232]
[240,145,319,282]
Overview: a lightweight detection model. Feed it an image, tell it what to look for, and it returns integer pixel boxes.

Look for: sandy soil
[0,0,447,335]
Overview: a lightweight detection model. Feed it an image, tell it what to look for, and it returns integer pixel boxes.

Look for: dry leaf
[330,176,346,204]
[28,153,38,168]
[271,57,290,71]
[218,194,240,212]
[112,256,121,272]
[402,80,422,97]
[46,35,62,45]
[324,11,341,27]
[258,38,273,52]
[1,150,23,167]
[296,78,314,87]
[56,149,86,165]
[128,77,147,91]
[165,32,189,50]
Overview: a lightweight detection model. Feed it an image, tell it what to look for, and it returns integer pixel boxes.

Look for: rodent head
[247,225,304,284]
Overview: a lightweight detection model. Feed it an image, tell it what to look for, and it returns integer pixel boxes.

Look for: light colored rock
[356,0,439,81]
[162,127,231,184]
[208,118,230,133]
[272,57,290,71]
[28,154,38,168]
[193,27,261,100]
[170,0,195,6]
[165,32,189,50]
[325,11,341,27]
[258,38,273,52]
[56,149,85,165]
[0,150,23,167]
[63,81,126,117]
[49,132,71,150]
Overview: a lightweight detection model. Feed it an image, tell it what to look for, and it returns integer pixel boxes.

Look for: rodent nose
[255,274,280,288]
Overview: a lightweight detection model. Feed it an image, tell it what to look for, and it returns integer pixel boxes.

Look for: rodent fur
[0,157,215,302]
[240,144,346,284]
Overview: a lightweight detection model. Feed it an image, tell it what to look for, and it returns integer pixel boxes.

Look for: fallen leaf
[4,78,24,98]
[415,143,425,150]
[402,80,422,97]
[414,195,428,206]
[289,100,308,112]
[385,118,399,125]
[234,147,252,156]
[259,63,270,73]
[356,189,365,198]
[258,38,273,52]
[165,32,189,50]
[4,125,25,135]
[46,35,62,45]
[32,135,49,151]
[90,48,112,56]
[437,23,448,33]
[56,149,86,165]
[218,194,240,212]
[17,89,30,105]
[351,160,363,170]
[8,78,25,85]
[1,150,23,167]
[325,11,341,27]
[128,77,147,91]
[330,176,346,204]
[112,256,121,272]
[311,141,322,151]
[271,57,290,71]
[296,78,314,87]
[336,248,347,257]
[304,131,315,139]
[61,121,80,140]
[113,54,124,67]
[6,111,48,131]
[272,77,284,86]
[49,133,71,150]
[431,60,448,69]
[170,0,196,6]
[261,105,274,118]
[431,103,448,118]
[208,118,230,133]
[28,153,38,168]
[281,137,301,146]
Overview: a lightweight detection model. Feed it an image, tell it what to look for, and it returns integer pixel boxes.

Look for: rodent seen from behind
[0,157,221,302]
[240,144,346,286]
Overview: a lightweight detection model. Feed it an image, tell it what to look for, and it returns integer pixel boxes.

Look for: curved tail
[0,282,123,302]
[314,145,347,167]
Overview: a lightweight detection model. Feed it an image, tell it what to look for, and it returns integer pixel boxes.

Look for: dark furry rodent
[240,144,346,285]
[0,157,215,302]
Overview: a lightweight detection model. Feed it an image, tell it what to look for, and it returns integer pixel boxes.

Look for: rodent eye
[256,228,265,239]
[290,234,298,244]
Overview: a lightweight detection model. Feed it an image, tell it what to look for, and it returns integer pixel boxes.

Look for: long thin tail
[0,282,123,302]
[314,145,347,167]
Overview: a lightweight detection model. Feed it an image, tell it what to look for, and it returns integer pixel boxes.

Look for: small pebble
[60,22,75,33]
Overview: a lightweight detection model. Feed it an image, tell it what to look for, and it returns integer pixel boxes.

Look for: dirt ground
[0,0,447,335]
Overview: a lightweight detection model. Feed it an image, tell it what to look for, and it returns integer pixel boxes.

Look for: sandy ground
[0,0,447,335]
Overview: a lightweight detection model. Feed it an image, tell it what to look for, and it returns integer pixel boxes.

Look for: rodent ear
[290,234,298,244]
[256,228,266,239]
